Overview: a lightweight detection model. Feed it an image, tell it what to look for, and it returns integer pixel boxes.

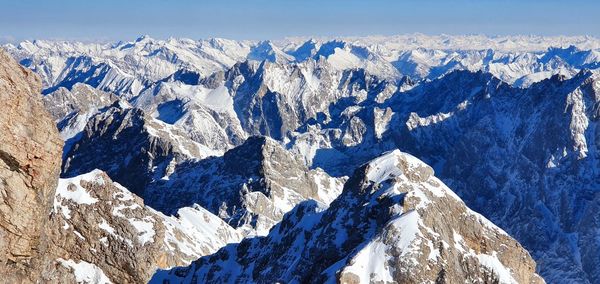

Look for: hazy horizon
[3,33,600,45]
[1,0,600,43]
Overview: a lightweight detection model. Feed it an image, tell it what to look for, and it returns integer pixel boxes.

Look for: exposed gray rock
[219,59,395,141]
[42,82,118,123]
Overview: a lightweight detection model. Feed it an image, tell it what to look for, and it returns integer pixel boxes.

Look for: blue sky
[1,0,599,42]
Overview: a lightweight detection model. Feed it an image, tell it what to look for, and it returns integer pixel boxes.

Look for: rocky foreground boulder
[152,150,544,283]
[0,49,64,282]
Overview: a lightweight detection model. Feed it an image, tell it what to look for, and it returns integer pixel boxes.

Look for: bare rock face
[40,170,241,283]
[42,82,118,123]
[145,136,344,236]
[61,102,206,196]
[0,49,63,281]
[152,150,544,283]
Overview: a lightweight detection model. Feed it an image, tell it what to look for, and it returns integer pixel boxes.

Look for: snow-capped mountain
[4,34,600,283]
[151,150,543,283]
[41,82,119,155]
[5,34,600,99]
[61,101,212,195]
[283,69,600,283]
[4,36,253,98]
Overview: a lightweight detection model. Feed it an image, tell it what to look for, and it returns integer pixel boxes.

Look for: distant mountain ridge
[5,35,600,99]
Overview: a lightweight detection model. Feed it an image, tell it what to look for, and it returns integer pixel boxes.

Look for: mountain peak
[248,40,294,63]
[152,150,543,283]
[135,34,153,43]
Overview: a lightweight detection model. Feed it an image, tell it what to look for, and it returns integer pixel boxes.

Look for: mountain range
[2,34,600,283]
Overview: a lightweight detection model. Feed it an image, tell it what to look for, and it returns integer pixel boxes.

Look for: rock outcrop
[152,150,544,283]
[40,170,241,283]
[0,49,63,282]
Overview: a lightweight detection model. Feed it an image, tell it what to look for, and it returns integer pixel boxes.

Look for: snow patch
[57,258,112,284]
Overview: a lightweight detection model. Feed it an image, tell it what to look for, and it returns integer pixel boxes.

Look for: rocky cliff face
[152,150,544,283]
[0,49,63,282]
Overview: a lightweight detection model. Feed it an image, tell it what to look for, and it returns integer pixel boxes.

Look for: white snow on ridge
[53,170,103,219]
[56,170,104,204]
[158,205,242,259]
[54,170,242,266]
[340,211,421,283]
[57,258,112,284]
[365,149,404,183]
[7,34,600,98]
[128,218,156,246]
[477,253,519,284]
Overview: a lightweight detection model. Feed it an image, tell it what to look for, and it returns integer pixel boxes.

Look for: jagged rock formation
[152,150,544,284]
[145,136,344,236]
[0,49,63,282]
[42,83,118,123]
[221,59,395,141]
[61,102,208,196]
[289,69,600,283]
[41,83,118,141]
[132,77,247,153]
[41,170,241,283]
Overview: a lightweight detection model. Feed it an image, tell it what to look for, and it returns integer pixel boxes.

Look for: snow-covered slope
[44,170,241,283]
[151,150,543,284]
